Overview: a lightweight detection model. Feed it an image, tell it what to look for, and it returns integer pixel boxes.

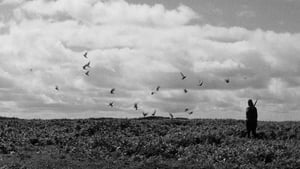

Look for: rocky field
[0,116,299,169]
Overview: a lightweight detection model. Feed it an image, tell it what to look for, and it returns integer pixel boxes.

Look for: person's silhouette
[246,99,258,138]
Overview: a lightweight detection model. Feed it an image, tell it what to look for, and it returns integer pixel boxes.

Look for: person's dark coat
[246,100,258,137]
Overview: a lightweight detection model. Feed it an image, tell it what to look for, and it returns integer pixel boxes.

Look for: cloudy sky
[0,0,300,121]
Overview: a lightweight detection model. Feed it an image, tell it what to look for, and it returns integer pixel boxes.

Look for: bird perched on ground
[180,72,186,80]
[152,110,156,116]
[169,113,174,119]
[184,88,188,93]
[85,71,89,76]
[198,80,203,86]
[156,86,160,91]
[55,86,59,91]
[134,103,138,110]
[108,102,114,107]
[83,52,88,58]
[142,112,148,117]
[110,88,115,94]
[83,61,91,70]
[225,78,230,83]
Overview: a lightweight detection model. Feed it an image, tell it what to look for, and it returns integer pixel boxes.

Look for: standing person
[246,99,258,138]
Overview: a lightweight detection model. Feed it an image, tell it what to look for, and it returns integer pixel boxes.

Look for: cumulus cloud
[17,0,199,26]
[0,0,25,5]
[237,10,256,18]
[0,0,300,120]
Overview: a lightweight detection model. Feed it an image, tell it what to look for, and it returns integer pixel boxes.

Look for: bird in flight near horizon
[185,108,189,112]
[152,110,156,116]
[110,88,115,94]
[198,80,203,86]
[55,85,59,91]
[184,88,188,93]
[134,103,138,110]
[156,86,160,91]
[225,78,230,83]
[142,112,148,117]
[169,113,174,119]
[188,111,193,115]
[85,71,89,76]
[83,52,88,58]
[83,61,91,70]
[151,91,155,95]
[109,102,114,107]
[180,72,186,80]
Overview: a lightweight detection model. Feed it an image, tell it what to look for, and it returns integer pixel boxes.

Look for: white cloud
[0,21,4,28]
[18,0,199,26]
[0,0,300,120]
[0,0,25,5]
[237,10,256,18]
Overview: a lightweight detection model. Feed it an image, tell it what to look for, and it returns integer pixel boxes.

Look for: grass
[0,117,299,169]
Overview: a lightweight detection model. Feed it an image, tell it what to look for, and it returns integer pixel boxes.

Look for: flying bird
[83,52,88,58]
[108,102,114,107]
[55,86,59,91]
[184,88,188,93]
[198,80,203,86]
[110,88,115,94]
[225,78,230,83]
[142,112,148,117]
[180,72,186,80]
[85,71,89,76]
[184,108,189,112]
[169,113,174,119]
[156,86,160,91]
[29,68,33,72]
[83,61,91,70]
[152,110,156,116]
[134,103,138,110]
[151,91,155,95]
[188,111,193,115]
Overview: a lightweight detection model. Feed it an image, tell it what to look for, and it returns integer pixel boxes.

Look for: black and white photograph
[0,0,299,168]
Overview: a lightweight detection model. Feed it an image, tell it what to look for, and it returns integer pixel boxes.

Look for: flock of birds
[54,52,90,91]
[106,67,214,118]
[51,52,232,119]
